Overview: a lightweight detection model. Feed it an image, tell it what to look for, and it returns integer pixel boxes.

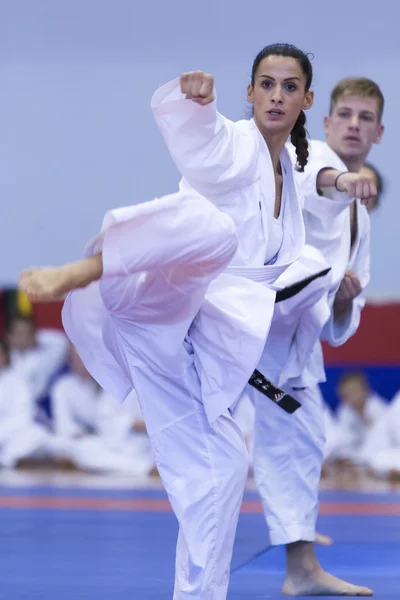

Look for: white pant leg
[253,384,325,546]
[133,367,249,600]
[64,192,245,598]
[96,195,246,599]
[232,392,255,465]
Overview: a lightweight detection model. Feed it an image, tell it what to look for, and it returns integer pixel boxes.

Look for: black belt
[275,268,331,303]
[249,369,302,414]
[248,267,331,414]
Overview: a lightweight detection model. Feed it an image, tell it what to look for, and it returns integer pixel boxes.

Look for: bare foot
[282,568,373,596]
[19,255,103,302]
[284,542,373,596]
[315,532,333,546]
[19,266,77,302]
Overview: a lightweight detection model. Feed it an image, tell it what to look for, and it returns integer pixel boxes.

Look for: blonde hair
[330,77,384,123]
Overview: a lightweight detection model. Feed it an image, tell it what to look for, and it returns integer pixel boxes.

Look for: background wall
[1,0,398,297]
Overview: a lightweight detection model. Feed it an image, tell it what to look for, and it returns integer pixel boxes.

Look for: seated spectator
[6,313,68,408]
[50,345,154,475]
[324,371,388,463]
[0,337,53,468]
[359,391,400,478]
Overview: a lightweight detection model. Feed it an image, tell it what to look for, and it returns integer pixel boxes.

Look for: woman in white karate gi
[153,48,375,597]
[19,44,373,600]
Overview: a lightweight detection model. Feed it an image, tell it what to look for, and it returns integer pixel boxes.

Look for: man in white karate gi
[255,76,385,596]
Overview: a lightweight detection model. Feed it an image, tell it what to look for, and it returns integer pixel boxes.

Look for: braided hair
[290,109,309,172]
[251,43,313,172]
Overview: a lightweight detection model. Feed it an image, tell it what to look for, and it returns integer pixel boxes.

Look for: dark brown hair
[251,43,313,172]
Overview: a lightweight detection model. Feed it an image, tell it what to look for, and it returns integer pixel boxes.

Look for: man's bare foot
[283,568,373,596]
[284,541,373,596]
[315,532,333,546]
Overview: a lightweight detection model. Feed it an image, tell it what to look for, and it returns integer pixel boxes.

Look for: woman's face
[247,55,313,137]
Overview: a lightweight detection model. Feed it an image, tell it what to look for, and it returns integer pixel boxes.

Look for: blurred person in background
[325,371,387,463]
[0,337,55,468]
[51,345,153,475]
[359,390,400,478]
[6,313,68,413]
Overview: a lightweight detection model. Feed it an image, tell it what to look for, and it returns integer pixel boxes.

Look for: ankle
[66,255,103,289]
[286,541,320,576]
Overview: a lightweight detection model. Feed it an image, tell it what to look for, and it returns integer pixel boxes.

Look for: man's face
[324,95,384,163]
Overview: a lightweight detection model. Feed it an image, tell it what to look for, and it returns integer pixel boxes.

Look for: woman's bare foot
[19,266,76,302]
[283,541,373,596]
[19,255,103,302]
[315,532,333,546]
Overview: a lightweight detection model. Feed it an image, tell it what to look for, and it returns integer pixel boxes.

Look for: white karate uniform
[360,392,400,475]
[0,367,53,468]
[62,193,246,600]
[51,373,151,475]
[231,392,255,459]
[61,76,311,600]
[328,392,388,463]
[253,140,371,545]
[11,329,68,401]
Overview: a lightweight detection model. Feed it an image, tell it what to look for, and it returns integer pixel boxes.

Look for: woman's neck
[255,119,287,174]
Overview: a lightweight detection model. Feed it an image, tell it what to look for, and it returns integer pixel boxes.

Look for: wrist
[333,296,352,318]
[334,172,347,192]
[316,168,342,190]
